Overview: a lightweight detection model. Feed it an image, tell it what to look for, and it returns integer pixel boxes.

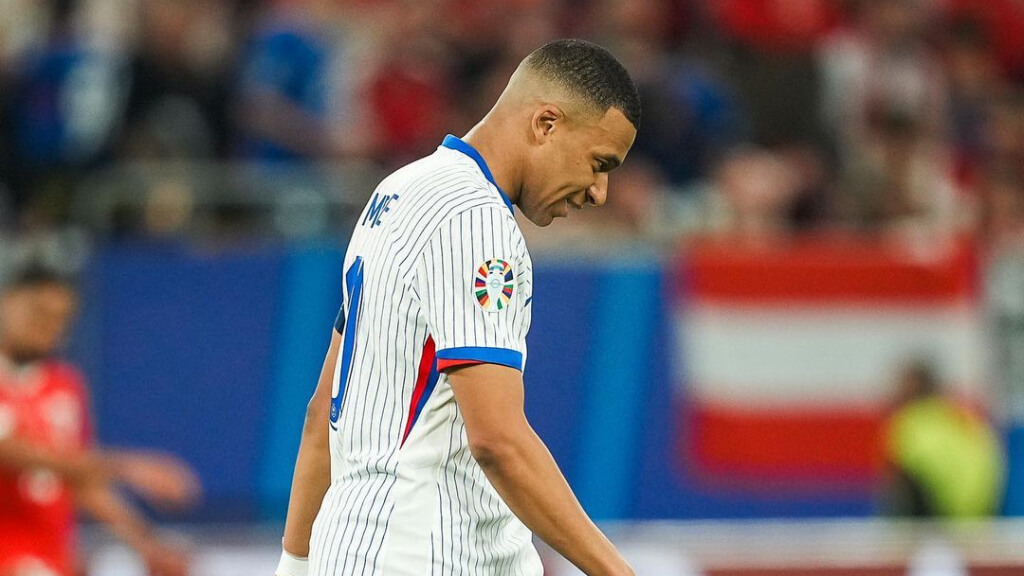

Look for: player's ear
[531,105,562,144]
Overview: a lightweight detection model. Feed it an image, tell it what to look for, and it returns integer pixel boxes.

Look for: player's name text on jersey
[362,193,401,228]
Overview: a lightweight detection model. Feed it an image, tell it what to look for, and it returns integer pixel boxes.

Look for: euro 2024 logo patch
[474,259,514,312]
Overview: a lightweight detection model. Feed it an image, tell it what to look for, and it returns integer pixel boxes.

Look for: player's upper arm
[413,205,527,372]
[446,362,530,466]
[307,328,342,423]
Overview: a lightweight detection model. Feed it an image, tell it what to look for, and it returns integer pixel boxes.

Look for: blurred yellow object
[886,396,1005,517]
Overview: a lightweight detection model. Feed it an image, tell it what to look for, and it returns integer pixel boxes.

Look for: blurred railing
[69,160,386,239]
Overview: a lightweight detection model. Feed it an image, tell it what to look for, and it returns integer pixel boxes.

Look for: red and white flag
[675,237,988,490]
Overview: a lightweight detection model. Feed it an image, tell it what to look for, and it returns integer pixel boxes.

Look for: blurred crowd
[0,0,1021,245]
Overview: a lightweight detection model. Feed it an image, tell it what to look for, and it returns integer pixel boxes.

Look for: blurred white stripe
[677,303,989,407]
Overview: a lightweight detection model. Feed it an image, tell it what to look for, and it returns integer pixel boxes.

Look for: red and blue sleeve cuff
[435,346,523,372]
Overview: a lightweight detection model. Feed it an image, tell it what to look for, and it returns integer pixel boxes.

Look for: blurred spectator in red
[879,358,1004,518]
[941,0,1024,82]
[710,0,842,54]
[117,0,233,160]
[362,0,453,166]
[0,265,201,576]
[234,0,353,161]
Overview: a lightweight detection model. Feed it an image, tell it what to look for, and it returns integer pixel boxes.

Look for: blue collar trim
[441,135,514,214]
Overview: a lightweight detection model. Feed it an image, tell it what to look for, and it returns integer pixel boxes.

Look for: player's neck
[0,349,45,390]
[0,348,18,376]
[461,123,521,206]
[0,345,42,370]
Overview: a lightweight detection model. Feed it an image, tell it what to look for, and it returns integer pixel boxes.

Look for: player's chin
[522,207,556,227]
[548,200,571,222]
[541,208,567,227]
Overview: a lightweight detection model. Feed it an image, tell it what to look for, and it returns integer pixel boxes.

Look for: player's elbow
[468,438,511,471]
[466,427,528,472]
[303,389,330,432]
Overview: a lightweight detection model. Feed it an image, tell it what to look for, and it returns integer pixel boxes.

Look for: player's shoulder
[386,147,512,219]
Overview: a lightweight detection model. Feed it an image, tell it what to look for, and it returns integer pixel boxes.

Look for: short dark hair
[524,39,641,130]
[3,264,75,294]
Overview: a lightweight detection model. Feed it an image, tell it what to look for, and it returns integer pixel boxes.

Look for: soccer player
[0,266,201,576]
[277,39,640,576]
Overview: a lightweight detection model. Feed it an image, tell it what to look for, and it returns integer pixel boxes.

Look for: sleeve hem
[436,359,484,371]
[435,347,523,372]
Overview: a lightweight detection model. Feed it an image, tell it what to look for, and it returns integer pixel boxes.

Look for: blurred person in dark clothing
[583,0,746,189]
[879,359,1004,518]
[441,0,519,117]
[0,0,50,228]
[0,64,14,230]
[0,266,201,576]
[625,59,744,188]
[943,16,1014,191]
[446,1,560,136]
[6,0,126,229]
[117,0,233,160]
[709,0,839,148]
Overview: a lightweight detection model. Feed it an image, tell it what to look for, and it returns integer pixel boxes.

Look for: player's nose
[586,173,608,207]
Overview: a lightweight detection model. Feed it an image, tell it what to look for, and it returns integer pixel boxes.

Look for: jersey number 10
[331,256,364,428]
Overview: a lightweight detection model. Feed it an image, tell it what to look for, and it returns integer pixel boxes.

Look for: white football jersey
[309,135,542,576]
